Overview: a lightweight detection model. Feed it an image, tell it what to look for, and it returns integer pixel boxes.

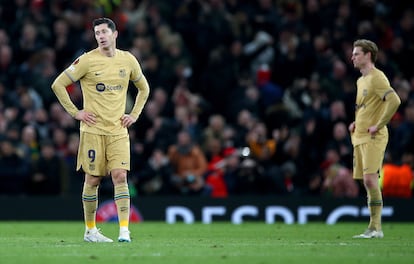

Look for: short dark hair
[92,17,116,32]
[353,39,378,63]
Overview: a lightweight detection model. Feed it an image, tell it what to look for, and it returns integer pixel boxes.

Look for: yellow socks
[82,184,98,230]
[367,186,383,231]
[83,183,130,231]
[114,184,130,229]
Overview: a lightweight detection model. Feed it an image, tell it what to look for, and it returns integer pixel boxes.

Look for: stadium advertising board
[2,196,413,223]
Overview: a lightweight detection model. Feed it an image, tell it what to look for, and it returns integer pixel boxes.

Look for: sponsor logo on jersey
[96,83,123,92]
[96,83,106,92]
[106,84,122,91]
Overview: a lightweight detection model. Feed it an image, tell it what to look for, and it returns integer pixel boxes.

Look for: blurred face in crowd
[0,140,15,156]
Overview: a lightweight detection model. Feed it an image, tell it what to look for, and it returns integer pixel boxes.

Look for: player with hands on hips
[51,17,150,243]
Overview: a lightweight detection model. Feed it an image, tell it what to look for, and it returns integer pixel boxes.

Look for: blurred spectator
[30,48,58,109]
[201,114,227,152]
[326,121,353,169]
[226,154,264,195]
[319,58,348,101]
[381,152,414,198]
[32,108,50,139]
[0,44,18,88]
[26,139,68,196]
[393,100,414,157]
[51,18,77,71]
[135,147,174,196]
[232,109,256,148]
[0,137,30,195]
[63,133,83,195]
[226,76,263,123]
[320,147,360,198]
[204,137,229,198]
[17,124,40,164]
[168,130,210,196]
[296,115,323,189]
[151,87,174,118]
[51,126,68,157]
[13,21,46,65]
[171,101,202,142]
[246,121,276,167]
[244,30,274,78]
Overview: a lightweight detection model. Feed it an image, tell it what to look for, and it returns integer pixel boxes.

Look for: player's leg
[107,134,131,242]
[112,169,131,242]
[82,174,113,242]
[364,173,383,232]
[364,141,385,233]
[78,132,113,242]
[353,143,384,238]
[82,174,100,230]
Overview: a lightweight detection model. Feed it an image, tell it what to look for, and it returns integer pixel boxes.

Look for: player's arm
[375,89,401,129]
[51,72,79,117]
[51,54,97,126]
[121,74,150,128]
[121,54,150,127]
[130,74,150,118]
[51,71,96,126]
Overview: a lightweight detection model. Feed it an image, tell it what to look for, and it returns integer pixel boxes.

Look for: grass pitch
[0,221,413,264]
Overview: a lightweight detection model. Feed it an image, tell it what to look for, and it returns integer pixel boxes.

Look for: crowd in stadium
[0,0,413,198]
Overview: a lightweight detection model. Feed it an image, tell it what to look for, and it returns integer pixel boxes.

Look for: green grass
[0,222,413,264]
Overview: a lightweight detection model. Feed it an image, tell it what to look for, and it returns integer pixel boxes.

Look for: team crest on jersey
[119,69,126,78]
[363,89,368,96]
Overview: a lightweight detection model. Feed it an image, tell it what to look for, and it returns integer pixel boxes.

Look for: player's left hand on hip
[121,114,136,128]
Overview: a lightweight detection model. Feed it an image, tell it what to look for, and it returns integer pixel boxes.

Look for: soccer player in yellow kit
[349,39,400,238]
[51,18,149,242]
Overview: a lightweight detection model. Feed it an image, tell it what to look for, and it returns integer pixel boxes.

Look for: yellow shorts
[353,141,386,180]
[77,132,130,176]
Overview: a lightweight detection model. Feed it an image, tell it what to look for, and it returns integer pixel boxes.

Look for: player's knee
[363,174,378,189]
[85,174,102,186]
[111,169,128,185]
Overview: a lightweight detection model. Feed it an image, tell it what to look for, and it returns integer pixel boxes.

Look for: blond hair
[353,39,378,63]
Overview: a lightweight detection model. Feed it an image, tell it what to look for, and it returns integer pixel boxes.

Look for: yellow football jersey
[65,48,143,135]
[352,67,395,146]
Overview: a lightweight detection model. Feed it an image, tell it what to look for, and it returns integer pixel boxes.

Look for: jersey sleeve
[127,52,150,119]
[65,54,89,82]
[128,52,143,82]
[373,71,401,129]
[373,71,392,99]
[51,55,89,117]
